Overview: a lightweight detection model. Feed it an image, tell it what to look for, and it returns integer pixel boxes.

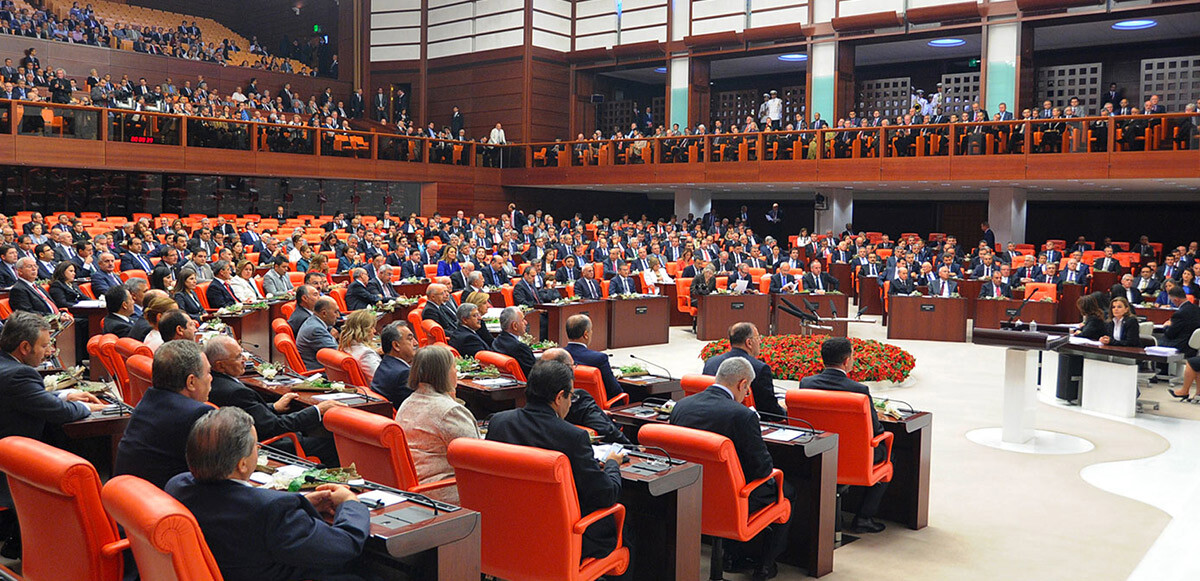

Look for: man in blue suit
[114,340,214,488]
[167,408,370,581]
[119,237,154,273]
[702,322,786,420]
[90,252,122,296]
[370,321,418,409]
[562,314,623,400]
[240,221,268,253]
[573,264,603,300]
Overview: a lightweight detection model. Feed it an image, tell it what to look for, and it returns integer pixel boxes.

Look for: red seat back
[274,333,319,375]
[785,389,893,486]
[125,354,154,407]
[322,407,417,490]
[475,350,526,382]
[316,348,369,387]
[101,475,223,581]
[271,317,293,341]
[421,319,447,344]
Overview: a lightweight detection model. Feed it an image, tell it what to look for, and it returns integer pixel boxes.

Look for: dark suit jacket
[176,290,206,319]
[166,474,370,581]
[370,355,413,409]
[702,347,785,419]
[978,281,1011,299]
[574,277,602,300]
[209,372,321,439]
[556,266,582,284]
[512,279,539,307]
[206,279,238,309]
[449,325,491,358]
[130,317,153,342]
[1109,284,1142,305]
[9,279,57,314]
[564,342,623,399]
[1163,301,1200,352]
[1105,317,1142,347]
[49,280,84,308]
[802,272,838,292]
[345,281,379,311]
[1077,316,1106,340]
[91,270,122,296]
[609,275,637,296]
[888,277,917,295]
[492,331,536,378]
[114,387,212,488]
[769,273,798,293]
[0,261,16,287]
[120,253,153,273]
[799,368,883,437]
[102,313,134,338]
[669,385,777,506]
[287,306,313,337]
[420,300,457,331]
[486,401,621,560]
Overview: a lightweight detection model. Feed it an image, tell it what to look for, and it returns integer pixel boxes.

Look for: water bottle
[1030,320,1038,333]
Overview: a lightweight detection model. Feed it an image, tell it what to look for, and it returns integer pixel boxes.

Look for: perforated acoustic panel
[1140,55,1200,113]
[939,72,981,118]
[712,89,762,130]
[1035,63,1102,113]
[857,77,911,120]
[781,85,806,125]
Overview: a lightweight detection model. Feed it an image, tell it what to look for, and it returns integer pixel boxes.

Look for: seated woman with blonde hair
[395,344,481,503]
[338,309,382,382]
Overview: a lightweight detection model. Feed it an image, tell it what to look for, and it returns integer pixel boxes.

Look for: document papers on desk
[313,392,362,401]
[1068,336,1103,346]
[733,279,749,294]
[592,443,625,463]
[472,378,520,388]
[762,428,807,442]
[1145,346,1179,356]
[359,490,407,508]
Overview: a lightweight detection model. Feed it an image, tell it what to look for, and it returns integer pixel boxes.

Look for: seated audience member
[702,322,786,420]
[371,321,419,408]
[1073,293,1107,340]
[166,408,371,581]
[289,284,320,336]
[563,314,623,400]
[395,344,481,503]
[263,257,295,295]
[802,260,838,293]
[421,283,458,330]
[690,265,717,306]
[574,264,604,300]
[173,268,207,320]
[150,309,198,351]
[206,260,239,309]
[1161,286,1200,354]
[204,335,342,466]
[345,268,380,311]
[1110,274,1143,306]
[512,265,542,307]
[102,285,136,337]
[1102,296,1141,348]
[296,297,340,372]
[228,260,262,302]
[132,293,176,343]
[338,310,381,382]
[491,306,536,378]
[448,302,492,357]
[8,257,60,315]
[114,340,214,488]
[641,256,673,295]
[670,357,794,578]
[149,265,177,292]
[799,337,890,533]
[0,311,106,553]
[486,359,625,560]
[978,270,1011,299]
[541,348,630,444]
[49,261,85,308]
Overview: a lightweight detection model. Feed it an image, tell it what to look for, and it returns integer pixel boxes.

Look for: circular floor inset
[966,428,1095,455]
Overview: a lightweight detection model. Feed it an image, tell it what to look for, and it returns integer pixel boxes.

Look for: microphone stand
[630,354,673,381]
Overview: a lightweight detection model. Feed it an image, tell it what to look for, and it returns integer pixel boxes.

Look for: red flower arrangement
[699,334,916,383]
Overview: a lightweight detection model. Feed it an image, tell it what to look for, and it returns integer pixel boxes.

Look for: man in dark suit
[799,337,889,533]
[556,255,582,284]
[888,267,917,295]
[608,263,639,296]
[8,258,60,315]
[492,307,536,378]
[769,262,800,293]
[670,357,793,578]
[0,312,104,522]
[371,322,418,409]
[114,340,215,488]
[979,271,1012,299]
[573,264,603,300]
[450,106,464,135]
[448,303,492,358]
[802,260,838,293]
[563,315,623,400]
[512,266,541,307]
[486,359,624,560]
[1162,286,1200,355]
[702,322,785,420]
[1110,274,1142,305]
[119,238,154,273]
[205,261,239,309]
[1093,247,1121,273]
[399,249,425,280]
[288,285,319,337]
[420,284,459,330]
[345,268,380,311]
[101,285,136,338]
[166,408,371,581]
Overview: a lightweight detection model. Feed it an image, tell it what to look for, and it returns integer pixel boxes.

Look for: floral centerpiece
[254,362,283,380]
[520,334,557,350]
[699,334,915,383]
[551,296,583,305]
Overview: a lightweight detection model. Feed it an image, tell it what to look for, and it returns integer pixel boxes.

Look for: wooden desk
[62,407,130,466]
[841,412,932,530]
[608,405,837,577]
[539,300,609,349]
[457,376,526,417]
[608,296,670,348]
[1137,305,1175,324]
[618,375,682,403]
[1092,270,1119,294]
[1058,283,1086,323]
[52,318,78,369]
[772,293,849,336]
[857,276,884,316]
[393,281,430,298]
[242,373,394,417]
[267,299,293,325]
[618,457,702,580]
[956,279,984,318]
[366,502,481,580]
[374,303,419,333]
[696,293,771,341]
[662,283,694,326]
[973,298,1058,329]
[69,303,109,379]
[827,263,854,298]
[887,296,968,342]
[219,307,272,361]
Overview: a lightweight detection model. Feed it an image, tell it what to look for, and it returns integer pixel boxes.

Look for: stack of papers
[473,378,519,387]
[1067,336,1102,346]
[358,490,406,508]
[313,392,361,401]
[1145,346,1179,356]
[763,428,807,442]
[592,443,625,462]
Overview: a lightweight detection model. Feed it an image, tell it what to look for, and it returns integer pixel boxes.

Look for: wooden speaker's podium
[972,328,1069,445]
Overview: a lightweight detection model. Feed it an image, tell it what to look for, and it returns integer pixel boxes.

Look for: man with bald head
[421,283,458,330]
[91,251,123,295]
[296,297,340,371]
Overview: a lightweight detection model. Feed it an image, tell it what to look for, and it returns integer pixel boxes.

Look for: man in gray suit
[296,297,339,372]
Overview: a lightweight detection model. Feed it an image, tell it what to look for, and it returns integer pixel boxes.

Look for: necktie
[816,275,822,291]
[31,282,56,312]
[995,284,1001,297]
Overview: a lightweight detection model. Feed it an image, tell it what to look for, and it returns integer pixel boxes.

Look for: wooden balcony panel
[255,151,313,179]
[817,158,881,182]
[183,147,255,176]
[653,163,707,184]
[1024,152,1109,180]
[760,160,819,183]
[317,156,378,180]
[0,134,17,165]
[881,156,951,182]
[1108,151,1200,180]
[948,155,1028,181]
[105,142,184,172]
[16,136,104,168]
[705,162,761,184]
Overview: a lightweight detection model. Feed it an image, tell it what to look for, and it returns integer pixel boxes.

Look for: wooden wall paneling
[426,55,526,139]
[529,56,570,142]
[818,157,881,182]
[0,134,16,165]
[835,41,856,121]
[948,155,1028,181]
[1023,152,1108,180]
[1108,151,1200,180]
[880,156,950,182]
[571,69,596,138]
[104,142,185,172]
[14,137,105,168]
[689,58,711,130]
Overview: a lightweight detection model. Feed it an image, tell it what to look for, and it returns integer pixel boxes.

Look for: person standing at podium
[702,322,785,420]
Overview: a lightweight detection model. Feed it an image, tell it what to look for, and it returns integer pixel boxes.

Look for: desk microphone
[240,339,261,349]
[759,414,817,442]
[633,444,678,466]
[1007,292,1036,325]
[829,299,839,319]
[630,354,673,381]
[875,397,916,413]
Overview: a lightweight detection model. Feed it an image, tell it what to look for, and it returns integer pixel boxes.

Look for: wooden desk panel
[696,293,771,341]
[1058,283,1087,323]
[219,307,271,361]
[973,298,1058,329]
[827,263,854,298]
[858,276,884,316]
[540,300,609,349]
[887,296,968,342]
[618,461,703,580]
[457,377,526,417]
[843,412,932,530]
[608,296,670,348]
[772,293,848,336]
[242,373,393,417]
[662,283,695,326]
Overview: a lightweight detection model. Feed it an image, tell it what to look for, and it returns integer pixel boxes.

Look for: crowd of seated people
[0,1,317,75]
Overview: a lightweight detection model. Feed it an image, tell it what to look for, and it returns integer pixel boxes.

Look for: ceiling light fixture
[1111,19,1156,31]
[777,54,808,62]
[928,38,966,47]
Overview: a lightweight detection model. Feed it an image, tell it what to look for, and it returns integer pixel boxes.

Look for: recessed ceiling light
[777,54,808,62]
[927,38,966,48]
[654,67,667,73]
[1112,19,1156,31]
